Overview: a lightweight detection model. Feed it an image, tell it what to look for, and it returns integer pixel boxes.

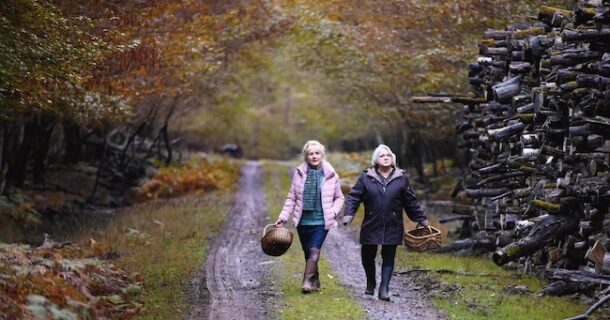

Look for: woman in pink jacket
[274,140,344,293]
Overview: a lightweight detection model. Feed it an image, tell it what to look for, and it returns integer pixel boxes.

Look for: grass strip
[395,251,593,320]
[262,161,365,320]
[72,187,236,319]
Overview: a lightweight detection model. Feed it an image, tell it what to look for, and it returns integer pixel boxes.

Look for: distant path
[188,161,275,320]
[324,220,446,319]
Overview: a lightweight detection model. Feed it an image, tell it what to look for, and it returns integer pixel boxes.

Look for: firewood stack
[416,1,610,295]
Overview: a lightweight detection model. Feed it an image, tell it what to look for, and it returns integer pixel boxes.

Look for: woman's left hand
[417,219,429,227]
[274,218,285,227]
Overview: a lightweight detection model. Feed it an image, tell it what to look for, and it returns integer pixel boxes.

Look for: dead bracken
[0,242,143,319]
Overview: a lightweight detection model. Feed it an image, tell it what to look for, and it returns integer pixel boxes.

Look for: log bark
[492,76,522,102]
[466,187,511,198]
[563,293,610,320]
[550,49,603,66]
[480,46,509,56]
[514,27,546,39]
[476,171,525,186]
[431,235,496,254]
[563,28,610,42]
[492,214,579,265]
[411,96,453,103]
[484,30,512,40]
[490,122,526,141]
[542,268,610,296]
[509,62,532,74]
[538,6,571,21]
[585,239,606,265]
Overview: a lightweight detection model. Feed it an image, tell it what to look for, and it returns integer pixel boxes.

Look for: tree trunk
[63,120,81,164]
[0,122,5,194]
[6,119,36,189]
[32,115,55,185]
[161,98,178,165]
[409,134,426,184]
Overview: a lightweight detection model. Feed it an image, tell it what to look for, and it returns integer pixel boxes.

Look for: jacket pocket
[362,212,375,227]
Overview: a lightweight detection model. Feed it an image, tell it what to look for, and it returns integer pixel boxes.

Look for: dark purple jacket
[344,167,427,245]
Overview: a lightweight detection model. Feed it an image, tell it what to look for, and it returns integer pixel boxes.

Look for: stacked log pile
[415,0,610,296]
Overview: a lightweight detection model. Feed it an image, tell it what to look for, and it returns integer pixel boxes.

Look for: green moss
[396,251,591,320]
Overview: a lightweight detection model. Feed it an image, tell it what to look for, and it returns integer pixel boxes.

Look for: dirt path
[188,161,276,320]
[324,217,446,320]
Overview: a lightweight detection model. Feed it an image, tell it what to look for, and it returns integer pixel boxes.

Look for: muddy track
[188,161,275,320]
[324,220,446,319]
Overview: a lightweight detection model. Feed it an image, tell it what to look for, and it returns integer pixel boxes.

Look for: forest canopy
[0,0,569,194]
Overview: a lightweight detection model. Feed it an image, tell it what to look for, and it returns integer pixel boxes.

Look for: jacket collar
[297,161,336,178]
[365,166,404,184]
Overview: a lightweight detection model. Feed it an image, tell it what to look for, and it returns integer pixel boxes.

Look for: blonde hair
[371,144,396,167]
[302,140,326,162]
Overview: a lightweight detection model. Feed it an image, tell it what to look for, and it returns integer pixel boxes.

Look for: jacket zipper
[381,180,386,244]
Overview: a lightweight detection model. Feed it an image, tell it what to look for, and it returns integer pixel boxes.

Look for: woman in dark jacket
[343,144,428,301]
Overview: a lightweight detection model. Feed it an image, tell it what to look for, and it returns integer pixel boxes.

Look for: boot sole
[301,287,313,294]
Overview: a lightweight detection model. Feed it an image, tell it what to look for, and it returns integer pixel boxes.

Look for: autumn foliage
[132,158,240,201]
[0,243,143,319]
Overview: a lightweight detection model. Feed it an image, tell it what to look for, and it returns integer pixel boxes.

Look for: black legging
[361,244,397,268]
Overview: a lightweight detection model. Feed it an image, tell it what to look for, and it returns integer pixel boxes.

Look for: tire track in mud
[324,226,446,320]
[188,161,275,320]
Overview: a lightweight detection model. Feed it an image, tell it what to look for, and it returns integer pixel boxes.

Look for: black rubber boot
[378,266,393,301]
[363,262,376,295]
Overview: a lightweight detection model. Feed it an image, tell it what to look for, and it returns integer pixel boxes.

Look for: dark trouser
[361,244,397,300]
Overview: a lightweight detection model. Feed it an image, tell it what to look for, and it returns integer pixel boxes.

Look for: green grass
[91,191,234,319]
[262,161,365,320]
[395,251,592,320]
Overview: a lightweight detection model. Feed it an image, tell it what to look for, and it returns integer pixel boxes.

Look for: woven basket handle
[263,224,277,238]
[415,223,431,232]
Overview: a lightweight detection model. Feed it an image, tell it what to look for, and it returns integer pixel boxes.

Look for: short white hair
[371,144,396,167]
[302,140,326,162]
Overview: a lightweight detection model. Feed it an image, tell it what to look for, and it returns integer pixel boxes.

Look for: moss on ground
[395,251,596,320]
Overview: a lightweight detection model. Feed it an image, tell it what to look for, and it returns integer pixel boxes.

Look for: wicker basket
[261,224,293,257]
[404,225,442,252]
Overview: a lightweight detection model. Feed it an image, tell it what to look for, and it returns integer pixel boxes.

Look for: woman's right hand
[274,218,285,227]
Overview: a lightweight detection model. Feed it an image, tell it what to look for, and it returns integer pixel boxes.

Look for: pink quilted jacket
[278,161,344,230]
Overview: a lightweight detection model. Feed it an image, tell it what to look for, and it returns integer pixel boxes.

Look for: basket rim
[404,226,441,240]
